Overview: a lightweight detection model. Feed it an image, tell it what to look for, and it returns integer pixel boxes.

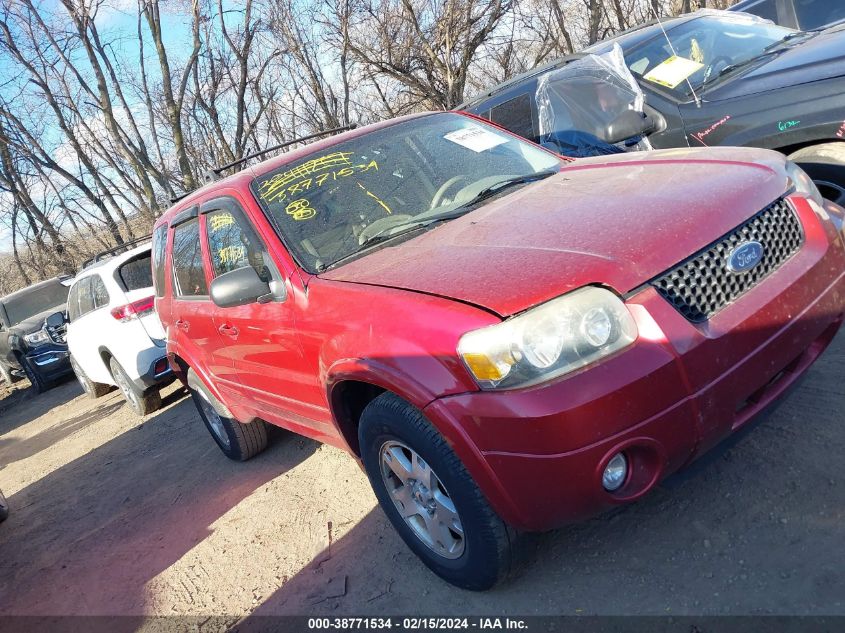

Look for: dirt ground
[0,332,843,624]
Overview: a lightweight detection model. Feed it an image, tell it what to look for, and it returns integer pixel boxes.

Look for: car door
[67,276,111,383]
[168,211,230,396]
[200,195,332,437]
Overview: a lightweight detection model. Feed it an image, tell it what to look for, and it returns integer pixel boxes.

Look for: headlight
[457,286,638,390]
[785,161,824,207]
[24,329,50,347]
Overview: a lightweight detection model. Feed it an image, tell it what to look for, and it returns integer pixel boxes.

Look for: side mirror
[45,311,67,328]
[604,109,657,145]
[210,266,272,308]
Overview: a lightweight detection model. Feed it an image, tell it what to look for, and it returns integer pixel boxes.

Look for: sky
[0,0,200,252]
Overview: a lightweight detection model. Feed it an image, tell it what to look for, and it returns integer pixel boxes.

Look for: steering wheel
[430,176,470,210]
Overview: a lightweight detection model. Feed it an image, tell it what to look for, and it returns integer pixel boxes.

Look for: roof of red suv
[157,112,434,226]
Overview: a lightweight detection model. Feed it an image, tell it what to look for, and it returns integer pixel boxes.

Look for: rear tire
[359,392,514,590]
[70,356,110,399]
[187,368,268,461]
[789,143,845,207]
[20,356,48,394]
[109,357,160,416]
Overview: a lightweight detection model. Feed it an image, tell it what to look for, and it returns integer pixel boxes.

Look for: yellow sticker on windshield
[643,55,704,89]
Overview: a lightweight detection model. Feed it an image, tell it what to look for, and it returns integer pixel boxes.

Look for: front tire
[789,143,845,207]
[359,392,514,590]
[20,355,48,394]
[109,357,160,416]
[186,368,268,461]
[70,356,110,399]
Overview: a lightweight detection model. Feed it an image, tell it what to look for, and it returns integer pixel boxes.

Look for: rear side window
[205,207,270,280]
[171,218,209,297]
[67,282,80,322]
[489,93,536,141]
[77,277,94,316]
[795,0,845,29]
[92,275,109,309]
[738,0,779,23]
[152,225,168,297]
[119,252,153,291]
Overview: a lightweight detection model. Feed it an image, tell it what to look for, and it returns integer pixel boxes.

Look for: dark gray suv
[0,278,73,392]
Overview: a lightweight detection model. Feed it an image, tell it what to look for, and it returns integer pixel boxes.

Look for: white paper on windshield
[643,55,704,89]
[444,126,509,153]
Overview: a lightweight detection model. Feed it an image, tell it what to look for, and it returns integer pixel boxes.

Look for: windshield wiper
[454,170,559,211]
[718,31,815,79]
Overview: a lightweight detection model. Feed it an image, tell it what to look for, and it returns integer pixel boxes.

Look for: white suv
[66,240,173,415]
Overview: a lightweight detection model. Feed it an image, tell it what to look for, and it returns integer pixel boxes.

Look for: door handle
[175,319,190,332]
[218,324,239,338]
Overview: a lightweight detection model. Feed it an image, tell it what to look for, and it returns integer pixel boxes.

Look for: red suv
[154,112,845,590]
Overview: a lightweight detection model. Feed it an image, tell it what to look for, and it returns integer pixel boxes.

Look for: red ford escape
[154,112,845,590]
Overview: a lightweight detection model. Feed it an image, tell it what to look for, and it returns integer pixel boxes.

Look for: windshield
[4,280,68,326]
[624,16,795,95]
[250,113,561,272]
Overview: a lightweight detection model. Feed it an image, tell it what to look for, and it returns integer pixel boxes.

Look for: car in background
[463,9,845,206]
[0,488,7,523]
[66,239,173,416]
[730,0,845,31]
[155,111,845,589]
[0,278,73,392]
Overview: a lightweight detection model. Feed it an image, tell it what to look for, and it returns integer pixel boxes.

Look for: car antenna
[651,9,702,108]
[203,123,359,184]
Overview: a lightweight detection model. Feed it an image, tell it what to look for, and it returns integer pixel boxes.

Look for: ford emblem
[726,241,764,273]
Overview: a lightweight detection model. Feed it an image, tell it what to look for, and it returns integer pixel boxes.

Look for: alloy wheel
[113,366,140,411]
[379,440,465,559]
[197,390,231,449]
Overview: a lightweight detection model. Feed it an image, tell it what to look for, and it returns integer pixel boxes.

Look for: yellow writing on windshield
[258,155,379,204]
[286,198,317,221]
[356,182,391,215]
[259,152,353,203]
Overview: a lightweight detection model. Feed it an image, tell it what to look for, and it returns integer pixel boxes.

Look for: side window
[78,277,95,317]
[91,275,109,309]
[740,0,779,23]
[171,218,209,297]
[205,206,272,281]
[489,93,536,141]
[67,282,80,322]
[152,225,168,297]
[119,252,154,291]
[795,0,845,29]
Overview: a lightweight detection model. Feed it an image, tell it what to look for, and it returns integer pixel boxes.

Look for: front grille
[47,323,67,344]
[651,198,804,323]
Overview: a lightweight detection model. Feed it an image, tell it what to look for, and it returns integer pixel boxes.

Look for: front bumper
[424,196,845,532]
[23,344,72,382]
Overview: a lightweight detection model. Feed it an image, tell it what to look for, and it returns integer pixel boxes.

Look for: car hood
[319,147,789,317]
[10,305,67,336]
[706,26,845,100]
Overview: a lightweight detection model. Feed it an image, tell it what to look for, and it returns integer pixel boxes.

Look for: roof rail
[80,234,153,271]
[166,123,357,204]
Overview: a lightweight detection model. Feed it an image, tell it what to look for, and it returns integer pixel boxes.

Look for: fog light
[602,453,628,491]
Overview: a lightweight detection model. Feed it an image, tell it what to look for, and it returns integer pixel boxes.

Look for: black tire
[20,355,48,394]
[186,368,268,461]
[70,356,110,399]
[359,392,514,590]
[789,143,845,207]
[0,489,7,523]
[0,361,20,385]
[109,356,160,416]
